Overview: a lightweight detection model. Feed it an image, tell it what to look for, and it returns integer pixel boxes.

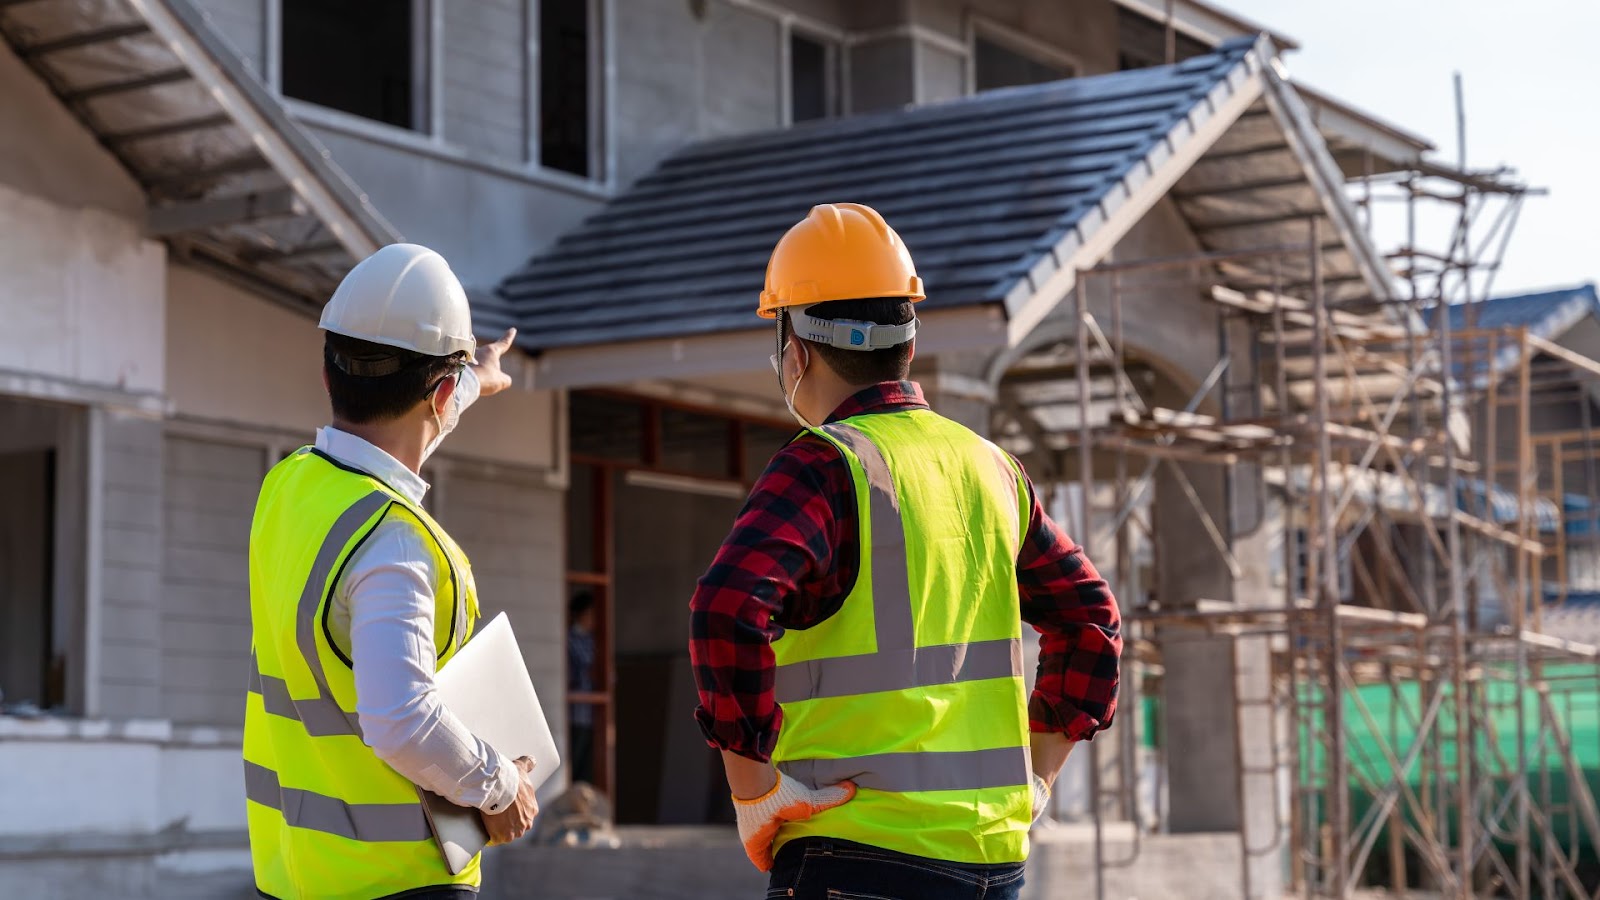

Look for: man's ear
[785,339,812,381]
[907,340,916,364]
[321,365,330,394]
[431,371,459,416]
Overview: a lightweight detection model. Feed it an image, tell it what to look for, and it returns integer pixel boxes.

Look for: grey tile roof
[1422,283,1599,336]
[1420,283,1599,381]
[495,38,1262,352]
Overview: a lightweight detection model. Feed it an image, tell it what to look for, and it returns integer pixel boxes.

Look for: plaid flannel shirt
[688,381,1122,762]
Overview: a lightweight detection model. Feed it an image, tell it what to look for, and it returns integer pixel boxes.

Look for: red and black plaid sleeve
[689,381,1120,763]
[688,433,857,762]
[1015,466,1123,739]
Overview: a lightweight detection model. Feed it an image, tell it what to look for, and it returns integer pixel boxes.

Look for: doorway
[0,398,83,714]
[564,391,792,824]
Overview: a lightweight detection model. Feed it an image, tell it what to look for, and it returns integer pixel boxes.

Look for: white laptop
[420,612,562,873]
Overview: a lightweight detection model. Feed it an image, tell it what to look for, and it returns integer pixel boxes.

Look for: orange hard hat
[757,203,925,319]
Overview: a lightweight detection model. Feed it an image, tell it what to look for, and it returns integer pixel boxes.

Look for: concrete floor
[0,826,1257,899]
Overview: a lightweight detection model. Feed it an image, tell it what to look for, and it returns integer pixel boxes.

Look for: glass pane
[660,408,732,477]
[571,392,642,462]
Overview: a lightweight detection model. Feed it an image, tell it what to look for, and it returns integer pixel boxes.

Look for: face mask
[421,372,462,464]
[770,340,813,429]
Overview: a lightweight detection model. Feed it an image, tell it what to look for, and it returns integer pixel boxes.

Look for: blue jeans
[767,838,1025,900]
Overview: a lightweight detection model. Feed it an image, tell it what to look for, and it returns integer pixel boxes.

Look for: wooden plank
[1524,335,1600,390]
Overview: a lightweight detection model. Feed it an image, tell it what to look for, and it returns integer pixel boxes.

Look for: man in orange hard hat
[688,203,1122,899]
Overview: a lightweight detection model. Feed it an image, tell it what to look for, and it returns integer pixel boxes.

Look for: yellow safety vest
[244,448,480,900]
[771,409,1036,864]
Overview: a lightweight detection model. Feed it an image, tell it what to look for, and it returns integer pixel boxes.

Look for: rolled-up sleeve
[1015,469,1122,739]
[688,445,840,763]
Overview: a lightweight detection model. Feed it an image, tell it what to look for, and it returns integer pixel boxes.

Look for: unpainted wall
[165,264,560,471]
[0,39,164,397]
[98,411,166,719]
[911,0,1121,75]
[434,467,567,793]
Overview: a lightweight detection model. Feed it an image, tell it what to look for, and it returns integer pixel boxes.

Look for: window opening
[790,32,834,123]
[282,0,426,130]
[540,0,593,177]
[974,33,1072,92]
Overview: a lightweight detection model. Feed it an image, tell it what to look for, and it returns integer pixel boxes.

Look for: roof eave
[997,35,1272,347]
[1296,83,1435,169]
[1257,55,1401,312]
[144,0,400,258]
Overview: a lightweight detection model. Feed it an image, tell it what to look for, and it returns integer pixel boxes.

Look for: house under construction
[1008,94,1600,898]
[0,0,1595,897]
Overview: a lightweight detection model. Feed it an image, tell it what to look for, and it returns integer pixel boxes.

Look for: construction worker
[244,244,538,899]
[688,203,1122,898]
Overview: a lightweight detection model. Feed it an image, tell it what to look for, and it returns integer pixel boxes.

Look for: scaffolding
[997,152,1600,896]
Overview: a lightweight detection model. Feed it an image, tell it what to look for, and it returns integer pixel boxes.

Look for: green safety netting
[1141,667,1600,862]
[1302,666,1600,864]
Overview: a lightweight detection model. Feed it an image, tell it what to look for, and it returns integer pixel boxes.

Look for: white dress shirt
[314,367,522,814]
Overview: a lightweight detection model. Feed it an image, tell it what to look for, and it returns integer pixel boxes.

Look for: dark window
[974,34,1071,92]
[541,0,592,177]
[790,32,832,123]
[571,392,643,463]
[281,0,423,130]
[1116,7,1212,71]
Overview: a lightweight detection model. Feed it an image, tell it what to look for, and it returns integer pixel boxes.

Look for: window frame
[273,0,436,137]
[782,24,842,126]
[532,0,608,182]
[963,13,1081,96]
[267,0,614,191]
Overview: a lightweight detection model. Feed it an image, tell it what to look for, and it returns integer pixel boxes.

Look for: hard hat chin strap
[791,309,918,351]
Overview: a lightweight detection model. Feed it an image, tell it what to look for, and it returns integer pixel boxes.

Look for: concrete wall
[303,125,603,288]
[165,263,560,471]
[0,39,143,219]
[911,0,1121,77]
[442,0,527,162]
[0,718,247,899]
[433,465,568,797]
[160,436,264,726]
[97,411,168,720]
[611,0,805,188]
[0,25,163,399]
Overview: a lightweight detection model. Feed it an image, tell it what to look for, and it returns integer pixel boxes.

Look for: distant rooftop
[1423,283,1600,335]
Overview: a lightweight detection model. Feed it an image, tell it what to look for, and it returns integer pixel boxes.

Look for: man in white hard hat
[244,244,538,899]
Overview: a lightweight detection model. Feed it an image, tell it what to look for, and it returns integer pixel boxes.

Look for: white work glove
[733,773,857,872]
[1031,772,1052,825]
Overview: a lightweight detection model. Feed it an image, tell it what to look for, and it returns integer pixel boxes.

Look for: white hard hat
[320,243,477,359]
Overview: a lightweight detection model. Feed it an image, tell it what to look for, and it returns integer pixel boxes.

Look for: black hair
[787,297,915,387]
[323,332,465,425]
[569,592,595,619]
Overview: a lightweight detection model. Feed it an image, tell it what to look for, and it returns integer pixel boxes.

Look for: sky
[1220,0,1598,299]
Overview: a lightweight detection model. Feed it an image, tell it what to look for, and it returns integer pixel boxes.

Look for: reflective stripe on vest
[769,410,1035,865]
[247,657,352,738]
[775,421,1027,793]
[244,761,432,843]
[246,449,480,899]
[782,747,1030,795]
[259,489,388,737]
